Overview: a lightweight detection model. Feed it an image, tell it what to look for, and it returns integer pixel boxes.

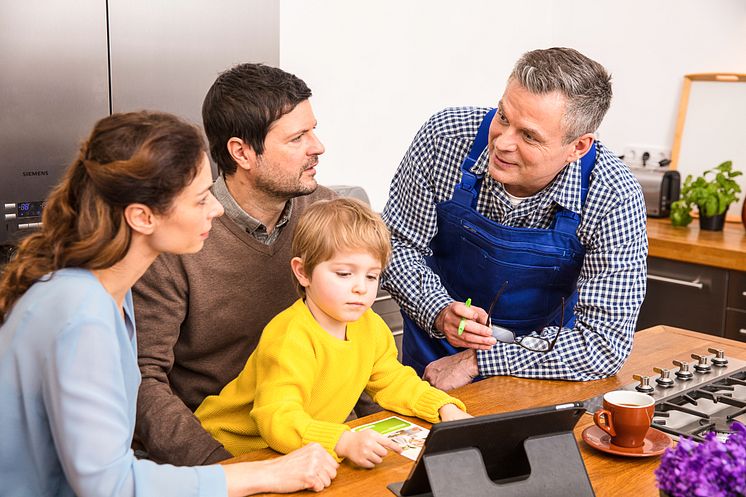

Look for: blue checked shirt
[382,107,648,381]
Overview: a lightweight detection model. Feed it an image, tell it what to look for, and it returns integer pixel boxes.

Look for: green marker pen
[457,298,472,336]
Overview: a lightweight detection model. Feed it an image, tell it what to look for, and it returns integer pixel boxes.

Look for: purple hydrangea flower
[655,422,746,497]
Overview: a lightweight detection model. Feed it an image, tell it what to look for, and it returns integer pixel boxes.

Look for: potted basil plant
[669,160,741,230]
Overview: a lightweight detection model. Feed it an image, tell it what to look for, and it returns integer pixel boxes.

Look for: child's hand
[335,429,402,468]
[438,403,472,422]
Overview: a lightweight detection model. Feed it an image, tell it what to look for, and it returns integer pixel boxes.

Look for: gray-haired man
[382,47,647,390]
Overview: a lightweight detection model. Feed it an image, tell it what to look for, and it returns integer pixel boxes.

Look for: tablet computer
[388,401,587,497]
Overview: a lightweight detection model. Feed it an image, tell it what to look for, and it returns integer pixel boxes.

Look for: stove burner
[652,381,746,441]
[697,416,732,435]
[584,353,746,443]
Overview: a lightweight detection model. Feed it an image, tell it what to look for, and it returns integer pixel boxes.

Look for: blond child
[195,197,469,468]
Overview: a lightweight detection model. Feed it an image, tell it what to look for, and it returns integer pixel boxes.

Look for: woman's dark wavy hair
[0,111,206,323]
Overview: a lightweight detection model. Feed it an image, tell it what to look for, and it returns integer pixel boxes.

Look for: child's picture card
[352,416,429,461]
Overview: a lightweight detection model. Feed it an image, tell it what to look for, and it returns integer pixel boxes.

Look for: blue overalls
[401,108,596,376]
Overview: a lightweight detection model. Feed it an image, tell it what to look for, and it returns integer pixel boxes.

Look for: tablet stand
[388,432,595,497]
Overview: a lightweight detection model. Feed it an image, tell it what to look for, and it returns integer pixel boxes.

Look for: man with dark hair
[133,63,336,465]
[382,47,647,390]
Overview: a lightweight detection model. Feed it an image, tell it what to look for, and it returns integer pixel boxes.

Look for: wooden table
[647,217,746,271]
[227,326,746,496]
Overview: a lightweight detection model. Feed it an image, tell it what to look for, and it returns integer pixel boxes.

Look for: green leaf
[670,207,692,226]
[703,197,718,217]
[674,160,741,223]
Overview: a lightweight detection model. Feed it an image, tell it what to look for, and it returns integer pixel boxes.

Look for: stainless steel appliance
[1,0,278,249]
[1,0,109,246]
[584,349,746,442]
[630,167,681,218]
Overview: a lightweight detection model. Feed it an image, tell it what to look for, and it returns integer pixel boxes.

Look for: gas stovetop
[583,348,746,442]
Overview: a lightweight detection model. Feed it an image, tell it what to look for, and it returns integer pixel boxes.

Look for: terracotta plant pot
[699,212,726,231]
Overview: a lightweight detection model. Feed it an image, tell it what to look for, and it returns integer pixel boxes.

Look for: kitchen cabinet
[724,309,746,341]
[637,257,727,336]
[725,271,746,342]
[639,218,746,342]
[637,256,746,342]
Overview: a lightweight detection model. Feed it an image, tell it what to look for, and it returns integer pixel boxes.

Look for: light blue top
[0,268,227,497]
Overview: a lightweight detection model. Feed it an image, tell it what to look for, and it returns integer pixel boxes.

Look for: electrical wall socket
[622,145,671,168]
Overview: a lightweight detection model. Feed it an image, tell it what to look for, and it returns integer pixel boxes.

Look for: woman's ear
[123,203,155,235]
[290,257,311,288]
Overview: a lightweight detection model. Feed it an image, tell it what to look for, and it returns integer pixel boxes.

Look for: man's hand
[434,302,496,350]
[424,349,479,391]
[334,429,402,468]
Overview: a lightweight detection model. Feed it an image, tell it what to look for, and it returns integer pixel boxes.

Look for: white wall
[280,0,746,210]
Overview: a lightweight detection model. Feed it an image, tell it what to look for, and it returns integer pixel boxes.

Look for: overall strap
[554,141,597,233]
[452,109,496,208]
[578,141,597,206]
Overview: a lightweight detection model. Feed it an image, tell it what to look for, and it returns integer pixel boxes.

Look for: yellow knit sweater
[195,299,465,459]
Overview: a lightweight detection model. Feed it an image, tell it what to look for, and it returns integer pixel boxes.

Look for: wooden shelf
[647,217,746,271]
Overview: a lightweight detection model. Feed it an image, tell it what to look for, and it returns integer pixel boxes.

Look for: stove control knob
[691,353,712,374]
[632,374,655,394]
[707,347,728,367]
[673,360,694,380]
[653,367,674,388]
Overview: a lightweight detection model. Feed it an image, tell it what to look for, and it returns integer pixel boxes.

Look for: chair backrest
[327,185,370,205]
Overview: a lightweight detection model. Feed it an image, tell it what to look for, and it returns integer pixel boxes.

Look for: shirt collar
[471,149,583,214]
[211,175,294,239]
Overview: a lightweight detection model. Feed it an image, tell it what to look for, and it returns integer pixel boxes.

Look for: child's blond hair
[291,197,391,297]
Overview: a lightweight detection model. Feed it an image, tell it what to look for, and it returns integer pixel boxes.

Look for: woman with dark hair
[0,111,337,497]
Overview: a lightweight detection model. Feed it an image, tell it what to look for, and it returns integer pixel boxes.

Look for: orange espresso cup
[593,390,655,448]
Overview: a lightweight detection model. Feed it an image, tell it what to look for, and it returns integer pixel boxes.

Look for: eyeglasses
[486,281,565,353]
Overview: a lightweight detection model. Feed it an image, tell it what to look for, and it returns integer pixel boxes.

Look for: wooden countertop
[647,217,746,271]
[226,326,746,497]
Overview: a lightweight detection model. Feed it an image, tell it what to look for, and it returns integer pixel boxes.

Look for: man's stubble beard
[254,155,319,200]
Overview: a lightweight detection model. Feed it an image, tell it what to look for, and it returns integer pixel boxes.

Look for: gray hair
[510,47,612,143]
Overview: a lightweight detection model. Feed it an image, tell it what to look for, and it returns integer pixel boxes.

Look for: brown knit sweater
[132,187,335,466]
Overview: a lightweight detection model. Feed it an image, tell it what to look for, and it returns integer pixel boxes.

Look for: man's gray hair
[510,47,612,143]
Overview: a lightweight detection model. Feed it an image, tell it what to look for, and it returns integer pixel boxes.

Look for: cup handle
[593,409,616,437]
